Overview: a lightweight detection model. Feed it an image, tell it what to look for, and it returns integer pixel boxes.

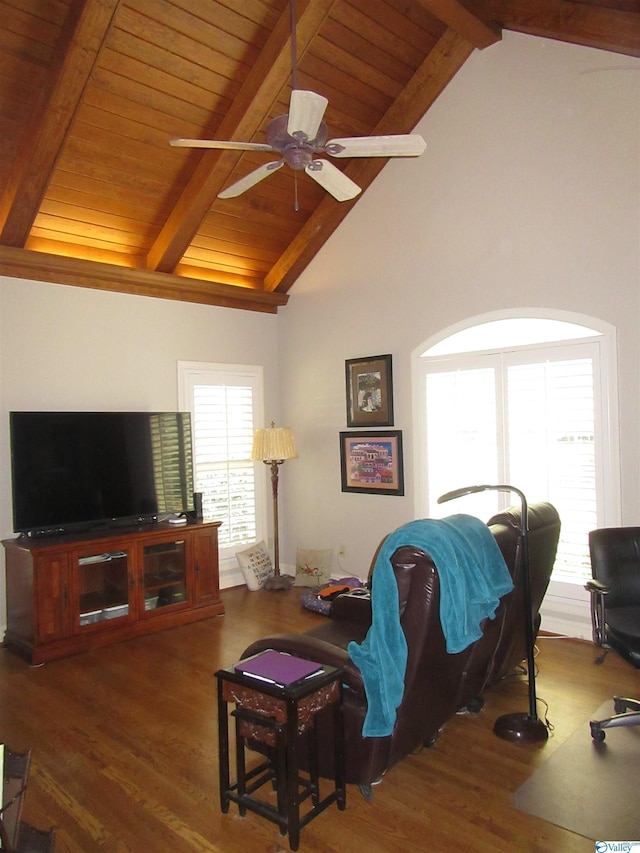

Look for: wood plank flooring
[1,585,637,852]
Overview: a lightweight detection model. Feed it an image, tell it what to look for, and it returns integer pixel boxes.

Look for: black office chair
[586,527,640,741]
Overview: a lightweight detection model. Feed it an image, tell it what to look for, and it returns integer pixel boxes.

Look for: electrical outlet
[338,545,345,557]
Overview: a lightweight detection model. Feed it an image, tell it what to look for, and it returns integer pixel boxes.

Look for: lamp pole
[438,484,548,743]
[266,458,283,577]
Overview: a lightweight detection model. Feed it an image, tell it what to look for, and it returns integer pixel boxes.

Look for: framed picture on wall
[339,430,404,496]
[345,354,393,428]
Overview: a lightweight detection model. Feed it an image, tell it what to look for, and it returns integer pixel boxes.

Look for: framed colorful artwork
[345,354,394,428]
[339,430,404,496]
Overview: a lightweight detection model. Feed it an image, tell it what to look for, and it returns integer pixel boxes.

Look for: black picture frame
[345,354,394,428]
[339,430,404,496]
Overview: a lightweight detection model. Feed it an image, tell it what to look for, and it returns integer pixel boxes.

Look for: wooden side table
[216,658,345,851]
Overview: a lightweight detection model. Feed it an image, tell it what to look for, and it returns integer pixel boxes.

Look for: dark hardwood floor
[1,585,637,852]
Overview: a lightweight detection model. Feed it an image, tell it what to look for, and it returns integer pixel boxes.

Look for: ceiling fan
[170,0,426,204]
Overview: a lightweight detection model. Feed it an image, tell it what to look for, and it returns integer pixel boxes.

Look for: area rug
[512,700,640,841]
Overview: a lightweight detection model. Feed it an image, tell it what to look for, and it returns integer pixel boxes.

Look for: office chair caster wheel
[590,722,605,742]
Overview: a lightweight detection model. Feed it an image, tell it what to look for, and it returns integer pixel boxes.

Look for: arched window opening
[413,315,620,636]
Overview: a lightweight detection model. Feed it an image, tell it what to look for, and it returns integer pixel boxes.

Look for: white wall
[278,32,640,608]
[0,278,280,630]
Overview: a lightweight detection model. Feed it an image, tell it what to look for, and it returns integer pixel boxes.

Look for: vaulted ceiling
[0,0,638,313]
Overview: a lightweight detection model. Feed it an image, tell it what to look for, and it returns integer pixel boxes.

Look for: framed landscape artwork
[345,354,393,428]
[339,430,404,496]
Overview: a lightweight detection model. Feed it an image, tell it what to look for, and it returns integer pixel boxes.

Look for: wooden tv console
[2,520,224,664]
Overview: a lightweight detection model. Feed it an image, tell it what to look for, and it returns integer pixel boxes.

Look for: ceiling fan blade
[305,159,361,202]
[325,134,426,158]
[218,161,283,199]
[287,90,329,141]
[170,138,274,152]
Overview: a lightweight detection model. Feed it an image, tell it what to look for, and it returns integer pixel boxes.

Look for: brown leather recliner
[241,503,560,797]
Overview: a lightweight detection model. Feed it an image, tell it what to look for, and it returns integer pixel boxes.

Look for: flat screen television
[10,411,195,537]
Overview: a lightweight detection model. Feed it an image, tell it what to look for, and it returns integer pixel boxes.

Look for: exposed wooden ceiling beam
[0,247,288,314]
[146,0,339,276]
[264,28,475,294]
[488,0,640,56]
[416,0,502,48]
[0,0,633,313]
[0,0,120,246]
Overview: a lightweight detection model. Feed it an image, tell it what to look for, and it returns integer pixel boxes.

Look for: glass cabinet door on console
[76,549,131,629]
[141,539,187,615]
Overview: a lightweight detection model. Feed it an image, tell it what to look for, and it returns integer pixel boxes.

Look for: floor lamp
[437,484,548,744]
[251,423,298,591]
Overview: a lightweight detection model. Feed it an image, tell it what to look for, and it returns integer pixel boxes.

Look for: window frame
[177,361,267,588]
[412,312,621,638]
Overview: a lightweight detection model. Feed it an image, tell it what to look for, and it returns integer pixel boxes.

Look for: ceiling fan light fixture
[283,147,313,171]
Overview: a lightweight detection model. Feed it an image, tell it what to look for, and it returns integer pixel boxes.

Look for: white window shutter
[507,357,597,584]
[192,384,257,548]
[178,363,265,553]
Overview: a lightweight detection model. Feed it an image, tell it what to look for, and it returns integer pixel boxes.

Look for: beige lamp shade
[251,425,298,462]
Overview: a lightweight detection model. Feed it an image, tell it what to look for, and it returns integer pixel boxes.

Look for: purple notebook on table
[234,650,323,686]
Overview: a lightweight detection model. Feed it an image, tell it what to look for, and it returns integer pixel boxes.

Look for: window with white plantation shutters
[178,363,265,553]
[506,356,597,584]
[418,322,615,589]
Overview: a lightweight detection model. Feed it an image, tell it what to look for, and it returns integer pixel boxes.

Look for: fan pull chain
[294,173,299,211]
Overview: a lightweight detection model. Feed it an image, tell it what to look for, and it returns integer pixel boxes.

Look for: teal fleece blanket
[348,514,513,738]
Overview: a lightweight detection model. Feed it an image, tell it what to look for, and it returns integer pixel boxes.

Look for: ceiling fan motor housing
[266,114,328,170]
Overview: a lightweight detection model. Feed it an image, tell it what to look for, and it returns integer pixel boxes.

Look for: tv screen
[10,411,194,536]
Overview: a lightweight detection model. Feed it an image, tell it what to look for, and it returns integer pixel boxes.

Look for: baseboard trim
[540,594,592,640]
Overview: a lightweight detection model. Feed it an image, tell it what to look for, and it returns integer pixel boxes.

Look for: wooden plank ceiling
[0,0,638,313]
